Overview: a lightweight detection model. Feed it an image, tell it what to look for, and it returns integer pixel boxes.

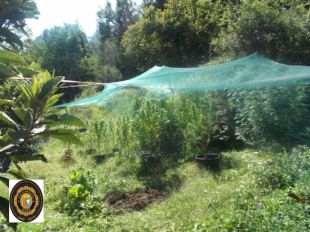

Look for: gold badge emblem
[10,180,43,222]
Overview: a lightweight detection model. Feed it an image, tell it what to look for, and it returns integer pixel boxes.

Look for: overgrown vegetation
[0,0,309,231]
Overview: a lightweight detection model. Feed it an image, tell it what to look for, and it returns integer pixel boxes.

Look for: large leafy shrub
[0,51,84,227]
[0,50,37,79]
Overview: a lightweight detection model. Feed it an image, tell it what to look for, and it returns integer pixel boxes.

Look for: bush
[192,146,310,232]
[216,188,310,232]
[257,146,310,190]
[61,168,101,219]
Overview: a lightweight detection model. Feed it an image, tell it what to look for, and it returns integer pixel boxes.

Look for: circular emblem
[10,180,43,222]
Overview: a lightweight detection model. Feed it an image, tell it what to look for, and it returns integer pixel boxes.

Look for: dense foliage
[0,69,84,221]
[24,0,309,101]
[212,0,310,65]
[1,0,310,231]
[122,0,222,70]
[31,24,95,101]
[230,86,310,146]
[0,43,84,230]
[61,168,101,220]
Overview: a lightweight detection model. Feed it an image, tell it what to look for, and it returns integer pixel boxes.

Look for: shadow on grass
[137,154,184,192]
[195,153,236,175]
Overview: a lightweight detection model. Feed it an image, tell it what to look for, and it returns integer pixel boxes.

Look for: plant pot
[195,153,222,170]
[142,151,161,162]
[94,155,105,163]
[140,152,162,174]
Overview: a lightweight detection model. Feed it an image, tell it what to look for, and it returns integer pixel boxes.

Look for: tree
[143,0,167,9]
[96,0,138,41]
[39,24,93,80]
[97,1,115,43]
[211,0,310,65]
[115,0,138,37]
[0,0,39,49]
[32,24,95,100]
[122,0,221,71]
[94,0,138,80]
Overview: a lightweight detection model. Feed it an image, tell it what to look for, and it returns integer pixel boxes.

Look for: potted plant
[134,102,162,173]
[193,97,223,170]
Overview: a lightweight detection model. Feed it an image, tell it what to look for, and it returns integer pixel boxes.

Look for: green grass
[1,140,309,232]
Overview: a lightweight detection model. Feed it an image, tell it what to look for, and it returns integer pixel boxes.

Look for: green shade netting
[56,53,310,108]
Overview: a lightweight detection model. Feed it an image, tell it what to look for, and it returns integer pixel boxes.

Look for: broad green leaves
[0,176,9,187]
[0,111,18,128]
[0,50,38,79]
[61,168,99,217]
[44,128,83,146]
[0,197,10,223]
[0,99,14,106]
[11,154,48,163]
[43,113,85,128]
[0,177,10,226]
[0,50,24,65]
[59,114,85,127]
[0,70,84,175]
[0,63,17,77]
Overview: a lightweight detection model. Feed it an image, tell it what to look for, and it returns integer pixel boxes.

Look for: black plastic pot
[94,155,105,163]
[195,153,222,170]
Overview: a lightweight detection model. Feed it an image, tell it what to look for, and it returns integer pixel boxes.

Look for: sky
[26,0,143,38]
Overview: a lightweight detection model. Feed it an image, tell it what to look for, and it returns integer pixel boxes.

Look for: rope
[8,76,106,87]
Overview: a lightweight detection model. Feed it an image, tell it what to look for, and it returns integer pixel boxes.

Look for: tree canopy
[212,0,310,65]
[32,24,95,100]
[122,0,223,71]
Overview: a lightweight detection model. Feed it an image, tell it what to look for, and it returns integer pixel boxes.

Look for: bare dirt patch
[106,189,169,211]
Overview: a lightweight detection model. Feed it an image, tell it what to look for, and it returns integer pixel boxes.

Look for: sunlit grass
[3,142,308,232]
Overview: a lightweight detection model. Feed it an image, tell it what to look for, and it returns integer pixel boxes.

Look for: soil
[106,189,169,211]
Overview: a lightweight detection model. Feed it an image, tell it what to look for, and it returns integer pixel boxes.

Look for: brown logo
[10,180,43,222]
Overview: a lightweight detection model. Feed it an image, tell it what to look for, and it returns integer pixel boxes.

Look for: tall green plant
[134,101,162,155]
[93,121,107,154]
